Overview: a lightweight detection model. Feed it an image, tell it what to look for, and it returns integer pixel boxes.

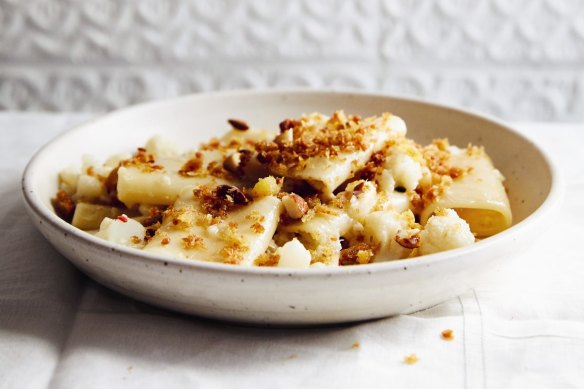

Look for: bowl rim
[21,88,564,277]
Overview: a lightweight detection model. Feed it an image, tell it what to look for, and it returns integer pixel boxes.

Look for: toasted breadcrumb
[121,147,163,173]
[52,190,76,222]
[193,184,249,218]
[178,152,204,177]
[245,211,265,223]
[441,329,454,341]
[255,111,369,174]
[254,253,280,267]
[250,222,265,233]
[403,354,419,365]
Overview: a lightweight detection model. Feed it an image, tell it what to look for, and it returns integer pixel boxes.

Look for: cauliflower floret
[383,149,423,191]
[388,192,409,213]
[277,238,312,268]
[377,169,395,193]
[419,209,475,255]
[345,180,378,221]
[362,210,417,261]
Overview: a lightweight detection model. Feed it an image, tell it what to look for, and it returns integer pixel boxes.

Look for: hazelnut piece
[281,193,309,219]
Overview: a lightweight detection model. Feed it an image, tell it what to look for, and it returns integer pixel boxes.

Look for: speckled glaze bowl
[22,90,561,325]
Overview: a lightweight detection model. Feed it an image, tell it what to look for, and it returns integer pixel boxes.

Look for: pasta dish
[53,111,512,268]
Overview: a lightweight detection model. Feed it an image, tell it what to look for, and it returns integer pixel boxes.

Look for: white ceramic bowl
[22,90,561,325]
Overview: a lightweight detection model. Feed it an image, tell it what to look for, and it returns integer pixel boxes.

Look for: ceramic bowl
[22,90,561,325]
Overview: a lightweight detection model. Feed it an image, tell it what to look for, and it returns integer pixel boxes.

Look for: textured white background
[1,0,583,121]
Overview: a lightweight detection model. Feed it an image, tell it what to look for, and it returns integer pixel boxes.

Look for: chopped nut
[275,129,293,145]
[216,184,249,205]
[161,237,170,245]
[339,243,373,266]
[395,230,420,249]
[351,342,360,349]
[222,149,252,176]
[279,118,300,133]
[441,329,454,341]
[352,181,367,197]
[141,206,164,228]
[228,118,249,131]
[223,152,242,174]
[193,185,248,218]
[282,193,309,219]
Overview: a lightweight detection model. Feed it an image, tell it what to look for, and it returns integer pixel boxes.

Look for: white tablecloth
[1,113,583,389]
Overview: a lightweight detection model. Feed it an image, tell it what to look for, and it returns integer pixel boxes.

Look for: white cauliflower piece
[383,149,423,192]
[362,210,416,261]
[277,238,312,268]
[419,209,475,255]
[377,169,395,193]
[345,180,378,221]
[388,192,409,213]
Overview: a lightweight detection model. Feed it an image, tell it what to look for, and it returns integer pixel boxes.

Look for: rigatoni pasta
[52,111,512,268]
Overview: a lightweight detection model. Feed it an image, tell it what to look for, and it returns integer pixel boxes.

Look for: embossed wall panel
[0,0,583,120]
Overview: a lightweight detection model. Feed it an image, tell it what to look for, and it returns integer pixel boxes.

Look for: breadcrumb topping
[250,222,265,233]
[255,252,280,267]
[178,152,204,177]
[121,147,164,172]
[182,234,206,250]
[193,184,250,219]
[339,243,374,266]
[52,190,76,222]
[441,329,455,341]
[255,111,370,174]
[55,110,510,268]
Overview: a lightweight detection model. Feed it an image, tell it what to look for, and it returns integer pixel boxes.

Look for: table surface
[1,113,583,389]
